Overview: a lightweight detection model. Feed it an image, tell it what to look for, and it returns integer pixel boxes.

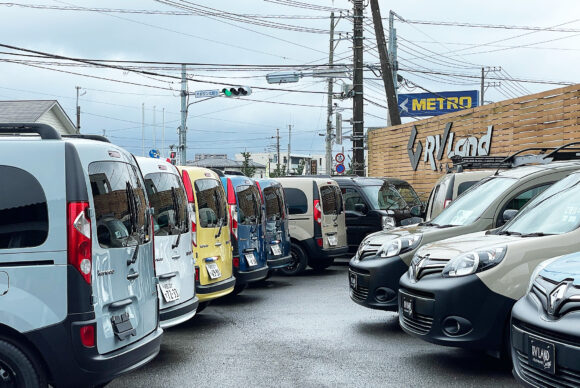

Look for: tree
[295,159,306,175]
[240,151,256,177]
[270,164,286,177]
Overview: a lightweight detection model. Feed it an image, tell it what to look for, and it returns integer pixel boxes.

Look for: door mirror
[410,205,422,217]
[354,203,368,214]
[501,209,518,225]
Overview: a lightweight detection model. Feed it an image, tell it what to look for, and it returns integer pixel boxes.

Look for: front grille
[415,256,448,281]
[400,312,434,335]
[360,249,378,260]
[349,268,370,302]
[351,285,369,301]
[516,351,580,387]
[514,320,580,352]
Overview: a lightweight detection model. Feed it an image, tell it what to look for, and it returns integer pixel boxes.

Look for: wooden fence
[368,84,580,198]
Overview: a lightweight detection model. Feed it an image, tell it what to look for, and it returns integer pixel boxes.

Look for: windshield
[144,172,188,236]
[501,173,580,235]
[236,185,261,225]
[194,179,227,228]
[264,185,285,222]
[431,177,516,227]
[361,183,407,210]
[394,183,422,206]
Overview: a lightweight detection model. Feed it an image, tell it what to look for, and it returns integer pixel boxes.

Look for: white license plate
[206,262,222,279]
[271,244,282,256]
[349,272,357,289]
[160,283,179,303]
[327,234,338,246]
[245,253,258,266]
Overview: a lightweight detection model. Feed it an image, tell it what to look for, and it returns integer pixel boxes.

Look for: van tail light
[229,205,238,240]
[191,215,197,247]
[316,237,323,247]
[67,202,92,285]
[226,178,236,205]
[194,266,199,282]
[444,199,452,208]
[79,324,95,348]
[313,199,322,225]
[181,170,197,247]
[233,256,240,268]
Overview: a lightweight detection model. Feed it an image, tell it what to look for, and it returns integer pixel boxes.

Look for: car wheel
[231,284,247,296]
[308,257,335,271]
[0,338,47,388]
[278,243,308,276]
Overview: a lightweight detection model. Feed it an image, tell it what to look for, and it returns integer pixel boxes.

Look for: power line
[393,18,580,33]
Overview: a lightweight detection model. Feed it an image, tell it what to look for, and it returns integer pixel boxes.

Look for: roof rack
[62,134,111,143]
[0,123,61,140]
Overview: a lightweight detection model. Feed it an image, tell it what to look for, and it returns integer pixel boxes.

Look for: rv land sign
[398,90,479,117]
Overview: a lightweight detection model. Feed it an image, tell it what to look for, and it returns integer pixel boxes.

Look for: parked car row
[349,143,580,386]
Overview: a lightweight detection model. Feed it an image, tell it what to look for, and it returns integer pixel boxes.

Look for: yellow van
[178,166,235,311]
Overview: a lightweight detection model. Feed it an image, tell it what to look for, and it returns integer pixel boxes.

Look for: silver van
[0,125,162,387]
[276,177,348,275]
[137,157,198,328]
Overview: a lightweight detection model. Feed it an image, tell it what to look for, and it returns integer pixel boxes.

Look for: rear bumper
[267,254,292,269]
[302,238,348,261]
[25,313,163,388]
[196,276,236,302]
[159,295,199,329]
[235,265,269,285]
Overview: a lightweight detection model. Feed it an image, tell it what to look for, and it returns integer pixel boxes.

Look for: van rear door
[319,183,347,249]
[88,160,158,355]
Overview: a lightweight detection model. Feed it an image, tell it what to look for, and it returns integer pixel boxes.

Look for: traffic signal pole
[179,64,187,165]
[352,0,365,176]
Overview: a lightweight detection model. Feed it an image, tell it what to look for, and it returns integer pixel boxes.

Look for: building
[187,157,267,178]
[0,100,77,135]
[234,152,327,175]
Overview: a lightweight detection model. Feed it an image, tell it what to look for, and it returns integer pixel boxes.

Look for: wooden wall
[368,84,580,199]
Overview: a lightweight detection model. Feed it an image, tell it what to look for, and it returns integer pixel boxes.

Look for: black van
[333,176,423,255]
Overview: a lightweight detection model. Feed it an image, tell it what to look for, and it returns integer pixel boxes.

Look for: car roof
[496,160,580,179]
[135,156,179,176]
[276,176,338,185]
[256,178,281,189]
[224,174,256,187]
[177,165,220,181]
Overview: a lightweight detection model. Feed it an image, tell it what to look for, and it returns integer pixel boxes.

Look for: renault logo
[548,282,568,315]
[410,256,427,282]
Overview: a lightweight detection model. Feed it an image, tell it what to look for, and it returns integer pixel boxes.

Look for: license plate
[402,294,414,319]
[327,234,337,246]
[528,336,556,375]
[349,272,357,289]
[160,282,180,302]
[271,244,282,256]
[245,252,258,266]
[206,262,222,279]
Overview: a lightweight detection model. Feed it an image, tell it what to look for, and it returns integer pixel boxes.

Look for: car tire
[278,243,308,276]
[0,338,47,388]
[308,257,335,271]
[231,284,247,296]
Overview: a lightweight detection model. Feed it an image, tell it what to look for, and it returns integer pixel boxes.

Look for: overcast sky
[0,0,578,163]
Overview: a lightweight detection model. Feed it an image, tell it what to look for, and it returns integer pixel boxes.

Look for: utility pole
[162,108,165,158]
[481,67,485,106]
[179,64,187,165]
[75,86,83,132]
[287,124,292,175]
[141,103,145,156]
[481,66,502,105]
[352,0,365,176]
[369,1,400,126]
[325,12,335,176]
[276,127,281,174]
[152,105,156,150]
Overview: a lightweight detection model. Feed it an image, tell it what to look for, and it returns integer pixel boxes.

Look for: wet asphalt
[109,260,518,388]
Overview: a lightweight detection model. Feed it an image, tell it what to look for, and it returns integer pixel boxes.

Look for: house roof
[187,157,265,168]
[0,100,77,134]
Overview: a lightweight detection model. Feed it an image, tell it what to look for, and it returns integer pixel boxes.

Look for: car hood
[541,252,580,286]
[416,231,521,260]
[363,224,436,246]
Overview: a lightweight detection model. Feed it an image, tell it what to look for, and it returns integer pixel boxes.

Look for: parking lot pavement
[109,260,518,388]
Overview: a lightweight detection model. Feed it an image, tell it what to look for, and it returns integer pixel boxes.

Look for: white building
[234,152,327,176]
[0,100,78,135]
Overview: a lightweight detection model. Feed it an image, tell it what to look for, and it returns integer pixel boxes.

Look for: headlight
[442,246,507,278]
[527,256,561,293]
[382,215,396,230]
[377,234,422,258]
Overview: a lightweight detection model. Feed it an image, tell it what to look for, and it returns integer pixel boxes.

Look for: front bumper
[348,255,407,311]
[511,294,580,387]
[235,265,269,285]
[196,276,236,302]
[267,254,292,269]
[398,273,514,354]
[159,295,199,329]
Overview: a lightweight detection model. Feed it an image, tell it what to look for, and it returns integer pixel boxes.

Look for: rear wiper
[520,232,554,238]
[497,230,521,236]
[215,217,224,239]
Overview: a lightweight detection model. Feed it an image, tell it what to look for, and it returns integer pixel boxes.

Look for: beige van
[276,177,348,275]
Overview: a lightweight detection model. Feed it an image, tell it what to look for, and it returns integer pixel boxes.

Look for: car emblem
[548,282,568,315]
[410,256,427,282]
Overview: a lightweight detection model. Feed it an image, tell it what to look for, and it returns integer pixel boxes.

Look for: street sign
[335,153,345,163]
[335,163,345,174]
[194,89,219,98]
[149,149,160,158]
[398,90,479,117]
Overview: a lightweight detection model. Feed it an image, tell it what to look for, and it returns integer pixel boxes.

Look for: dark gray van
[0,124,162,387]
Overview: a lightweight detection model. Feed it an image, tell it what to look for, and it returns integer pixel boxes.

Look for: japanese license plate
[206,262,222,279]
[402,294,414,319]
[349,272,357,289]
[271,244,282,256]
[327,234,338,246]
[160,282,179,302]
[245,252,258,266]
[528,336,556,375]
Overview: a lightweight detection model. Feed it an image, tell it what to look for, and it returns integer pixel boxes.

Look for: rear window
[457,181,477,196]
[144,172,188,236]
[284,187,308,215]
[89,161,150,248]
[194,179,227,228]
[236,185,261,225]
[0,166,48,249]
[320,185,343,215]
[394,183,422,206]
[264,186,285,221]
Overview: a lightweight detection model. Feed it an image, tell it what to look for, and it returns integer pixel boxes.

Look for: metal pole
[75,86,81,132]
[481,67,485,106]
[287,124,292,175]
[141,103,145,156]
[325,12,335,176]
[162,108,165,158]
[276,127,280,174]
[152,105,156,150]
[352,0,365,176]
[180,64,187,165]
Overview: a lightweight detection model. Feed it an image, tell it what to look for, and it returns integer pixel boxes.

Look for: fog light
[442,316,472,336]
[374,287,396,303]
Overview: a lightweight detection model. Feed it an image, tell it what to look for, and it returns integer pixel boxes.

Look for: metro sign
[398,90,479,117]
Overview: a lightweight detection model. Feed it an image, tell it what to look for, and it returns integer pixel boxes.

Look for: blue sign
[149,149,160,158]
[335,164,345,174]
[398,90,479,117]
[195,89,219,98]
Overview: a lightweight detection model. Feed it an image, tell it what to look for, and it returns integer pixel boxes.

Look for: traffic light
[169,151,177,165]
[221,86,252,97]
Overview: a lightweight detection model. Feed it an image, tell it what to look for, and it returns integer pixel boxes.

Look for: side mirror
[501,209,518,225]
[410,205,422,217]
[354,203,368,214]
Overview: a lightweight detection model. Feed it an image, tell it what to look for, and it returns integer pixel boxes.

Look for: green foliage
[270,163,286,177]
[241,151,256,177]
[295,159,306,175]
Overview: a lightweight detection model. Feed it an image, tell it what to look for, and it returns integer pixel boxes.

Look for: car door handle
[159,271,177,280]
[110,298,133,309]
[127,272,139,281]
[171,254,181,260]
[251,236,258,240]
[214,242,222,247]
